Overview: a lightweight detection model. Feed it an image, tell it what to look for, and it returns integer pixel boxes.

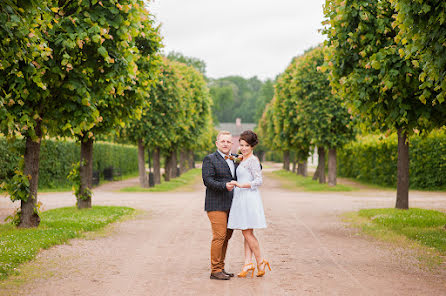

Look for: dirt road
[1,165,445,295]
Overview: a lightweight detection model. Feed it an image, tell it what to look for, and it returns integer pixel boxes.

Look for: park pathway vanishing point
[1,163,445,295]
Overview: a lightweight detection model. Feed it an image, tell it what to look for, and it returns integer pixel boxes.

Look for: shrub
[338,130,446,189]
[0,138,138,189]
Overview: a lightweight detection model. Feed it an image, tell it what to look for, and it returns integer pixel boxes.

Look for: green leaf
[97,46,108,58]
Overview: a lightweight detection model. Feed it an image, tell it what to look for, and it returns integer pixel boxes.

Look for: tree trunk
[312,148,320,181]
[179,150,189,174]
[138,139,148,188]
[188,149,195,169]
[395,129,409,209]
[164,152,171,182]
[78,138,93,209]
[153,148,161,185]
[283,150,290,171]
[327,148,337,186]
[18,122,42,228]
[301,161,308,177]
[298,162,307,176]
[317,146,326,184]
[171,150,178,178]
[292,153,297,173]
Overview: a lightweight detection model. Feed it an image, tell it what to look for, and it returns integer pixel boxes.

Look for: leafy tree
[122,57,185,184]
[254,79,275,122]
[209,84,234,124]
[273,64,301,171]
[0,1,84,227]
[167,51,206,75]
[270,46,354,181]
[256,99,279,153]
[390,0,446,105]
[323,0,446,208]
[175,61,214,174]
[47,0,162,208]
[295,46,354,184]
[122,56,214,186]
[208,76,263,123]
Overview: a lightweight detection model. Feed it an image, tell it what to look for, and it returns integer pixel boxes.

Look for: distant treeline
[208,76,274,123]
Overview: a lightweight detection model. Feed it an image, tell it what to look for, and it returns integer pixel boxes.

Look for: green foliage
[122,57,214,153]
[358,208,446,253]
[338,130,446,189]
[1,165,30,202]
[323,0,446,135]
[0,138,139,189]
[254,80,275,122]
[0,206,135,279]
[256,100,279,150]
[67,161,90,201]
[167,51,206,74]
[209,76,272,123]
[259,45,354,160]
[391,0,446,105]
[0,0,53,140]
[175,60,214,151]
[43,0,162,139]
[122,57,184,151]
[0,1,162,219]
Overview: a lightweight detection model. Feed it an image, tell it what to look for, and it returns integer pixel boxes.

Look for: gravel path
[1,164,445,295]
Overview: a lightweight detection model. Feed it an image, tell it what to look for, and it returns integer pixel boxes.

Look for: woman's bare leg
[243,238,253,267]
[242,229,263,265]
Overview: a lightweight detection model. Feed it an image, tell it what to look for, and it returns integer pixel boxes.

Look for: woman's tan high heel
[256,259,271,277]
[237,263,255,278]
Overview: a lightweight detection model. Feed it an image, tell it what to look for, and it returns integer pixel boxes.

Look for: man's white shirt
[217,150,235,178]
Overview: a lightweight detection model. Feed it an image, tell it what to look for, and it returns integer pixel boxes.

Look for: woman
[227,130,271,278]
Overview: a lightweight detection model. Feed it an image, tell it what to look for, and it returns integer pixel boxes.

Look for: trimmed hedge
[338,130,446,190]
[0,138,138,189]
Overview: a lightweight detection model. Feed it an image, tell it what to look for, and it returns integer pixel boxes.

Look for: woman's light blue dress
[228,155,267,230]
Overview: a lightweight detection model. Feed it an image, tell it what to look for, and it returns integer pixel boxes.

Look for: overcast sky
[149,0,326,80]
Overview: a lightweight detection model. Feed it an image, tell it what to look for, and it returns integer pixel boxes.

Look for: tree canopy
[390,0,446,105]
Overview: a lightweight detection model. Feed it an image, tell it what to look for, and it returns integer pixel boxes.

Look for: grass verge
[269,169,355,192]
[0,206,135,280]
[343,208,446,268]
[120,168,202,192]
[36,171,140,193]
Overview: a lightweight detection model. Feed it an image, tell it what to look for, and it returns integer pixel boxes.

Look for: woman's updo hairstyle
[239,130,258,147]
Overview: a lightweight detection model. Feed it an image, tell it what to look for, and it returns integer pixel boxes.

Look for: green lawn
[356,208,446,253]
[120,168,202,192]
[0,206,135,279]
[37,171,140,193]
[269,169,355,192]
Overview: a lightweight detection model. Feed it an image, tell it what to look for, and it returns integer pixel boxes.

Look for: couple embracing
[202,130,271,280]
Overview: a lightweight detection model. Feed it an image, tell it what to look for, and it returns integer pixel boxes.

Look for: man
[202,131,238,280]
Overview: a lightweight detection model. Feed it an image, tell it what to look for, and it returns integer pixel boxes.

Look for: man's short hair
[216,130,232,141]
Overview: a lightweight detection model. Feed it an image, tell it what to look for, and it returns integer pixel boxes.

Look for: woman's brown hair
[239,130,259,147]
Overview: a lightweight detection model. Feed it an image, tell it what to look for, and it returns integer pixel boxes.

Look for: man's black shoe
[210,271,230,280]
[222,269,234,277]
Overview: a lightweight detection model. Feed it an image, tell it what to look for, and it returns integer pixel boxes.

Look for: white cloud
[149,0,326,79]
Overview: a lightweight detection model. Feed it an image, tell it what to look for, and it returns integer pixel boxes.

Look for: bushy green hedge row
[338,130,446,189]
[0,138,138,189]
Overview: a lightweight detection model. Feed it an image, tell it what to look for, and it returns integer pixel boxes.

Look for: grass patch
[357,208,446,253]
[343,208,446,269]
[120,168,201,192]
[338,176,395,191]
[269,169,355,192]
[0,206,135,280]
[35,171,140,193]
